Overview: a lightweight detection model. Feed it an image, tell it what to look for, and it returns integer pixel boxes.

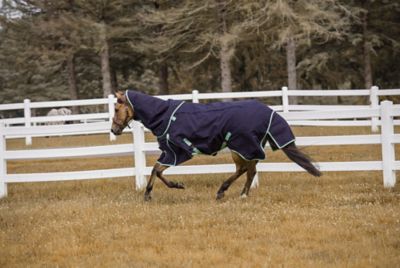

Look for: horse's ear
[115,91,126,104]
[115,91,124,98]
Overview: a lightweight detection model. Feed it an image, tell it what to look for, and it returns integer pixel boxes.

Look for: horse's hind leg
[216,152,248,200]
[240,161,257,198]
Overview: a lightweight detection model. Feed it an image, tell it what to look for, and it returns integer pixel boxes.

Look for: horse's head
[111,91,134,135]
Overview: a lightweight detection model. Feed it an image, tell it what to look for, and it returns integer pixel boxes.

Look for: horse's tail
[282,143,322,177]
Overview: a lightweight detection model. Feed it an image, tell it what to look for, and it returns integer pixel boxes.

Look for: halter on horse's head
[111,91,134,135]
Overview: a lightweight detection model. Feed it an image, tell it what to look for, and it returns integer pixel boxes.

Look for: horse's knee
[151,168,163,179]
[155,170,163,178]
[153,164,167,177]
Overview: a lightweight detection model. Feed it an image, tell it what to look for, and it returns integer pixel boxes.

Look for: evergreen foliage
[0,0,399,103]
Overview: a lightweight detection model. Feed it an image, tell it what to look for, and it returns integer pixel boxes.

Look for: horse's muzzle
[111,128,122,135]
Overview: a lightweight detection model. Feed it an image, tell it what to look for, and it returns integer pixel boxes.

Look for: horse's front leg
[144,163,166,201]
[157,169,185,189]
[144,163,185,201]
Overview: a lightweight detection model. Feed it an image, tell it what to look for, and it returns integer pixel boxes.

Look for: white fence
[1,86,400,145]
[0,100,399,198]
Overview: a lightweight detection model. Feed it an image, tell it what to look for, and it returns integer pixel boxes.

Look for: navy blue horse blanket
[126,90,295,166]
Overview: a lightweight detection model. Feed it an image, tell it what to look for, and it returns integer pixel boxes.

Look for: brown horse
[111,90,321,201]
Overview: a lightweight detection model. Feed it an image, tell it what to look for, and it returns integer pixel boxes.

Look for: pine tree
[1,0,399,106]
[345,0,400,89]
[141,0,260,93]
[0,0,95,106]
[74,0,155,96]
[251,0,352,101]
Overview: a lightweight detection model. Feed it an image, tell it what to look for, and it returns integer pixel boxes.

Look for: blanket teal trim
[157,101,185,138]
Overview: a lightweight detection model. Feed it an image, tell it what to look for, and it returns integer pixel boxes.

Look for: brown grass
[1,127,400,267]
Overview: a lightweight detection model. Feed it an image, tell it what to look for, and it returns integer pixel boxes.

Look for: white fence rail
[0,100,399,198]
[1,86,400,145]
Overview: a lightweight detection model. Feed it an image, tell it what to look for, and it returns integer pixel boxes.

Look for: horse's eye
[115,109,118,113]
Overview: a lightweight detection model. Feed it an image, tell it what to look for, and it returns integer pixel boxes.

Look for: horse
[46,108,72,125]
[111,90,321,201]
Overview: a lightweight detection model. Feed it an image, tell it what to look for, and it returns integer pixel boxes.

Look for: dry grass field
[1,127,400,267]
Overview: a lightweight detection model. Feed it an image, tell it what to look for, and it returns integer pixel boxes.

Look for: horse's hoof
[240,194,247,199]
[175,182,185,189]
[144,194,152,202]
[216,192,224,200]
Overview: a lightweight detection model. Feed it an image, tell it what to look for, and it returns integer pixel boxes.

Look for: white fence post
[0,123,7,198]
[192,90,199,103]
[108,94,116,141]
[24,99,32,145]
[370,86,379,132]
[380,100,396,188]
[132,122,147,190]
[282,86,289,112]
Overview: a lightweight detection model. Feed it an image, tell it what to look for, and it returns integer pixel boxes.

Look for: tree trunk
[362,12,373,89]
[220,41,233,94]
[66,53,79,114]
[111,68,118,92]
[158,62,169,95]
[217,0,232,96]
[153,2,169,95]
[286,36,298,104]
[99,22,112,98]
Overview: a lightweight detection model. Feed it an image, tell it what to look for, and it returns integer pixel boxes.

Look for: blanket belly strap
[183,138,203,156]
[220,131,232,151]
[183,131,232,157]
